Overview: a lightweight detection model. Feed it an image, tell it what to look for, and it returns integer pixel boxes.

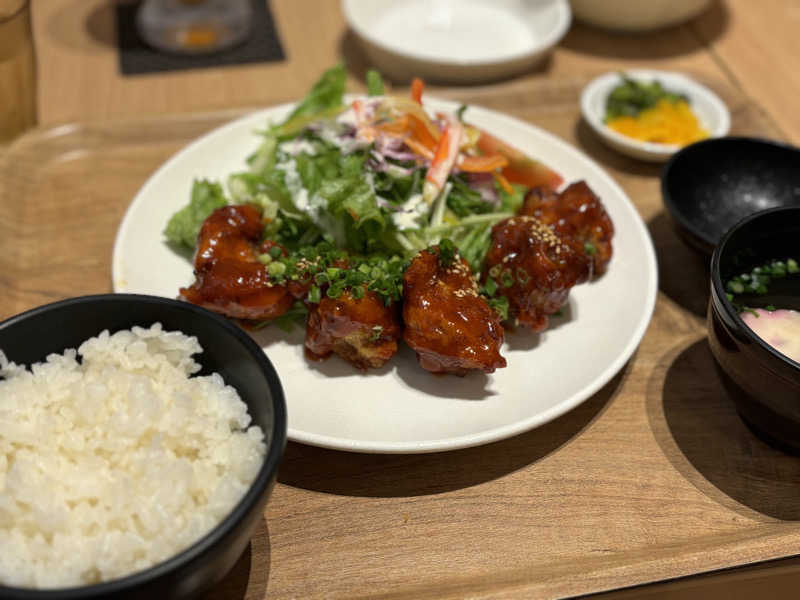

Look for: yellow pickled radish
[606,99,709,146]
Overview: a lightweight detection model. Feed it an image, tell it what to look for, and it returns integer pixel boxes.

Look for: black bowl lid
[663,137,800,255]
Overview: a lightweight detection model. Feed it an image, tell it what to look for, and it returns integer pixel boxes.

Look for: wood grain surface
[2,76,799,599]
[30,0,799,137]
[19,0,800,147]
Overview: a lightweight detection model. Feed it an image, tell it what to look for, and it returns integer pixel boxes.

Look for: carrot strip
[376,115,410,135]
[411,77,424,105]
[403,137,434,160]
[494,172,514,195]
[407,114,438,151]
[376,114,439,155]
[378,96,441,143]
[427,127,453,185]
[459,154,509,172]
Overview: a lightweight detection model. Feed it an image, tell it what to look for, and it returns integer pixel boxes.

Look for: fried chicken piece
[520,181,614,275]
[305,288,402,370]
[485,216,591,332]
[402,247,506,375]
[180,205,293,320]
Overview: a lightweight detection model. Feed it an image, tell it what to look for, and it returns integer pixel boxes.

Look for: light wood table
[28,0,800,145]
[8,1,800,598]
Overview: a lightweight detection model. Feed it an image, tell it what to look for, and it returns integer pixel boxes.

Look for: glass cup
[136,0,254,55]
[0,0,36,144]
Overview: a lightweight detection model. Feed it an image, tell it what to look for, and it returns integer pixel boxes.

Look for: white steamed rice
[0,323,266,589]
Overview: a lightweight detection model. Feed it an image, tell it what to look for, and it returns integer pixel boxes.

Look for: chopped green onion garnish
[725,256,800,313]
[438,238,457,267]
[483,277,498,297]
[486,296,509,321]
[267,262,286,276]
[727,280,745,294]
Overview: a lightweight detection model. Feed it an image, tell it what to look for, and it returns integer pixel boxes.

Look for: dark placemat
[116,0,285,76]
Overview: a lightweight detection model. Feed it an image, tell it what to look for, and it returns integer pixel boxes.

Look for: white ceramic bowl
[580,69,731,163]
[342,0,571,83]
[570,0,711,32]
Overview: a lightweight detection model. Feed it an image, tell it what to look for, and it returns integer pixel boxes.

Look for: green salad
[164,65,563,325]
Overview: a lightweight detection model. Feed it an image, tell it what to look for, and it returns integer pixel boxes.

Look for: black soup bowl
[663,137,800,255]
[0,294,287,600]
[708,207,800,452]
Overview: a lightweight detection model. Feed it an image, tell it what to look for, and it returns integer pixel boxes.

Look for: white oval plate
[342,0,571,83]
[112,97,658,454]
[581,69,730,162]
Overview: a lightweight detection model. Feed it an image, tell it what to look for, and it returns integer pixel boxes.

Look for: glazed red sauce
[180,205,293,321]
[520,181,614,275]
[402,248,505,375]
[305,288,402,370]
[484,215,590,332]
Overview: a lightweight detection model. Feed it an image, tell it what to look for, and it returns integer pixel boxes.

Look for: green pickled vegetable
[605,75,687,122]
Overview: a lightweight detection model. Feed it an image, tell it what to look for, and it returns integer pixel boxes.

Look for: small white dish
[342,0,571,83]
[570,0,712,33]
[580,69,731,163]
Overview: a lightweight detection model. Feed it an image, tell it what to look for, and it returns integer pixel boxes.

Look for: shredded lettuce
[163,180,227,249]
[165,65,526,281]
[287,63,347,121]
[366,69,385,96]
[246,135,278,174]
[289,146,387,252]
[447,176,493,218]
[499,182,527,213]
[272,64,347,138]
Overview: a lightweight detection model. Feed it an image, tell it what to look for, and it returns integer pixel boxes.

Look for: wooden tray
[2,76,799,600]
